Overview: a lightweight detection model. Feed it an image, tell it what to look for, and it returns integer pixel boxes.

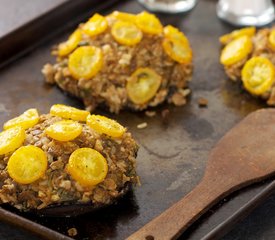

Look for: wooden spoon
[127,108,275,240]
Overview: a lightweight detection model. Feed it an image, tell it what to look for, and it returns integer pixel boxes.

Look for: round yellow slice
[111,20,142,46]
[0,126,25,155]
[219,27,256,45]
[108,11,136,23]
[163,25,189,43]
[163,37,192,64]
[268,29,275,51]
[135,11,163,34]
[87,114,125,138]
[45,120,83,142]
[220,35,253,66]
[241,56,275,95]
[68,46,103,80]
[82,13,108,37]
[127,68,161,104]
[7,145,47,184]
[67,148,108,187]
[50,104,89,122]
[58,29,82,57]
[3,108,39,130]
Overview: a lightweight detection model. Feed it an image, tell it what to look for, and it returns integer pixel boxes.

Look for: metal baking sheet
[0,0,274,239]
[0,0,120,68]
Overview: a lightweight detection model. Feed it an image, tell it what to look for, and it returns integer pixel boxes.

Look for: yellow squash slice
[111,20,142,46]
[163,25,192,63]
[108,11,136,23]
[163,37,192,64]
[82,13,108,37]
[135,11,163,34]
[50,104,89,122]
[163,25,189,43]
[67,148,108,187]
[3,108,39,130]
[87,114,125,138]
[219,27,256,45]
[220,35,253,66]
[46,120,83,142]
[0,126,25,155]
[127,68,162,104]
[58,29,82,57]
[7,145,47,184]
[268,29,275,51]
[241,56,275,95]
[68,46,103,80]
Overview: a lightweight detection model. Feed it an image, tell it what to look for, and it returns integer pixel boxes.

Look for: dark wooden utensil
[128,109,275,240]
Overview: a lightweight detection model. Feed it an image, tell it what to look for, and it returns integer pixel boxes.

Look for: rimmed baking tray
[0,0,274,239]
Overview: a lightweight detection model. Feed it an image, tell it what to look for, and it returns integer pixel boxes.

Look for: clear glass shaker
[217,0,275,26]
[137,0,197,13]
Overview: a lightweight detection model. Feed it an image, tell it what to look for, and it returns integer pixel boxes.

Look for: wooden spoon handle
[127,179,229,240]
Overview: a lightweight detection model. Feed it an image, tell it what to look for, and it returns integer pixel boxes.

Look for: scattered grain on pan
[198,97,208,107]
[137,122,148,129]
[145,111,156,117]
[67,227,78,237]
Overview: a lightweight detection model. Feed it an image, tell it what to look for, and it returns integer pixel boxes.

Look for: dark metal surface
[0,0,65,36]
[0,0,121,68]
[222,190,275,240]
[203,180,275,240]
[0,0,274,239]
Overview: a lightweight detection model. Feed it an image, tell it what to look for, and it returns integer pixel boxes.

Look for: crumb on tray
[68,227,78,237]
[137,122,148,129]
[145,111,156,117]
[198,97,208,107]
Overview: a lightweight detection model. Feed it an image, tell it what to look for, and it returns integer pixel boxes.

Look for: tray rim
[201,179,275,240]
[0,0,120,69]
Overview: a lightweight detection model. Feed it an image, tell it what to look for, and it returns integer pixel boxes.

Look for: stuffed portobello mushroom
[0,105,139,214]
[42,11,193,113]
